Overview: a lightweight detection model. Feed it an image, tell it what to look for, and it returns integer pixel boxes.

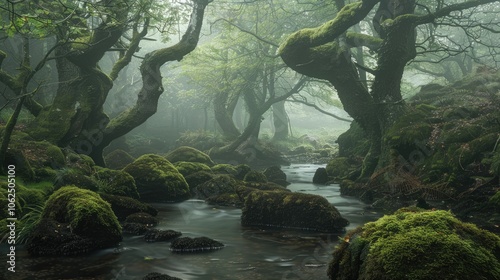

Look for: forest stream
[7,164,381,280]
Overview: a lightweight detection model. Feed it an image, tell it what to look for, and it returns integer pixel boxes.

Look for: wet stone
[170,236,224,252]
[144,229,182,242]
[122,223,149,235]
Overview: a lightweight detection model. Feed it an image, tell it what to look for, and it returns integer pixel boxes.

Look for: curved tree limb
[288,96,353,123]
[96,0,213,162]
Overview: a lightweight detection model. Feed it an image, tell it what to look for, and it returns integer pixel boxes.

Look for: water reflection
[5,164,380,280]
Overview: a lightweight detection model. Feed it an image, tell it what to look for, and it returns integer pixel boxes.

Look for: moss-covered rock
[6,140,66,180]
[195,175,243,199]
[99,193,157,221]
[104,149,135,170]
[143,272,183,280]
[144,229,182,242]
[313,167,329,184]
[328,208,500,280]
[263,165,289,187]
[242,191,348,232]
[184,171,215,192]
[123,154,190,202]
[173,161,211,177]
[27,186,122,256]
[125,212,158,226]
[170,236,224,252]
[63,150,95,175]
[54,169,99,191]
[211,163,238,175]
[234,164,252,180]
[122,223,149,235]
[243,170,267,183]
[166,146,215,166]
[94,168,139,198]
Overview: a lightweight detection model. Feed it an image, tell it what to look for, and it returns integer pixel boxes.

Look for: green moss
[174,161,211,177]
[242,191,348,232]
[243,170,267,183]
[490,191,500,208]
[123,154,190,202]
[211,164,238,175]
[42,186,121,240]
[385,109,433,153]
[104,149,135,170]
[329,209,500,280]
[165,146,215,166]
[94,168,138,198]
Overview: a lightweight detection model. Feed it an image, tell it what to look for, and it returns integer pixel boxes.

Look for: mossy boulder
[54,169,99,191]
[211,163,238,175]
[328,208,500,280]
[166,146,215,166]
[313,167,329,184]
[94,168,139,198]
[184,171,216,192]
[173,161,211,177]
[234,164,252,180]
[170,236,224,252]
[123,154,190,202]
[3,148,35,180]
[4,140,65,180]
[63,150,95,175]
[104,149,135,170]
[263,165,289,187]
[242,191,348,232]
[195,175,243,199]
[27,186,122,256]
[125,212,158,226]
[144,229,182,242]
[99,193,157,221]
[243,170,267,183]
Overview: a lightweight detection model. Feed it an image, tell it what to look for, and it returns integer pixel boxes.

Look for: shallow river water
[5,164,381,280]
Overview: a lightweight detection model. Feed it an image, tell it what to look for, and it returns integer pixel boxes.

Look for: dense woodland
[1,0,500,279]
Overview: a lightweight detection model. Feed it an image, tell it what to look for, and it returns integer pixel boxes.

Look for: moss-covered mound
[63,150,95,175]
[54,169,99,191]
[211,163,238,175]
[99,193,157,221]
[242,191,348,232]
[123,154,190,202]
[144,229,182,242]
[313,167,329,184]
[170,236,224,252]
[263,165,289,186]
[94,168,139,198]
[195,175,244,199]
[4,140,65,180]
[125,212,158,226]
[184,171,215,192]
[328,208,500,280]
[166,146,215,166]
[243,170,267,183]
[27,186,122,256]
[104,149,135,170]
[173,161,211,177]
